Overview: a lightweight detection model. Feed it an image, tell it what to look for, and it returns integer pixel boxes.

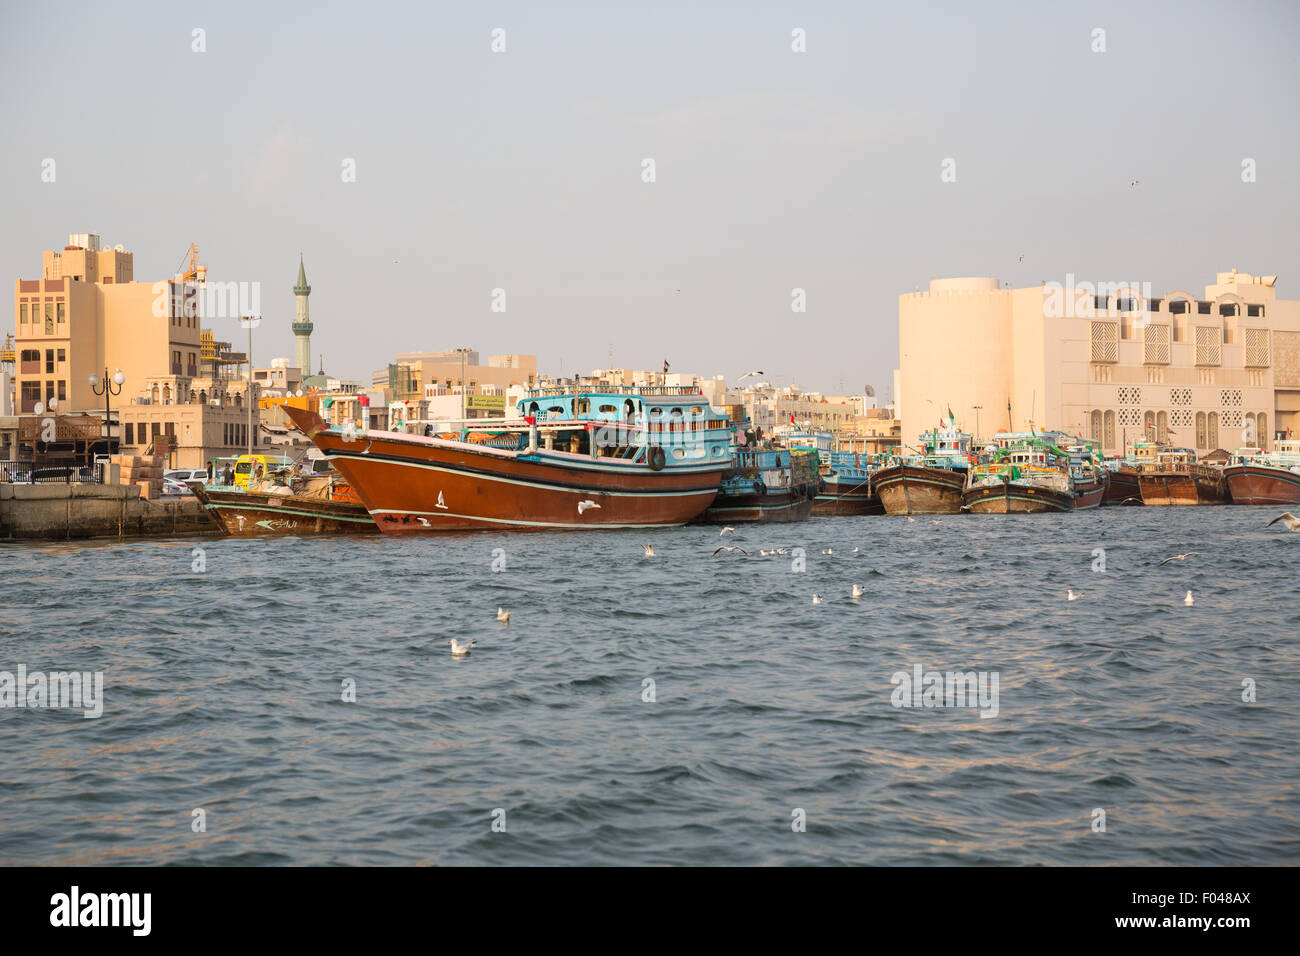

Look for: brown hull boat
[284,406,724,534]
[190,483,377,536]
[1223,463,1300,506]
[1137,467,1227,506]
[963,480,1075,514]
[697,488,814,523]
[1102,466,1143,506]
[874,463,965,515]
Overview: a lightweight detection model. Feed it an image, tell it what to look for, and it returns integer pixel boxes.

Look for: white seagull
[851,546,860,553]
[719,527,735,536]
[851,584,864,599]
[578,500,600,515]
[497,607,510,623]
[1267,512,1300,531]
[1159,552,1200,566]
[449,638,476,657]
[643,544,655,557]
[811,594,822,605]
[1067,589,1079,601]
[821,548,833,555]
[713,545,749,556]
[1184,590,1195,606]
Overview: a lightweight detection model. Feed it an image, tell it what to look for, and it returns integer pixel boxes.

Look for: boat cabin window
[548,405,564,415]
[576,398,590,414]
[599,404,616,414]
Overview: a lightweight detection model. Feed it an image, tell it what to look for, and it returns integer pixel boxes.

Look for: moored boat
[784,432,885,515]
[284,385,732,533]
[1065,438,1109,509]
[962,437,1075,513]
[874,422,972,515]
[694,446,818,523]
[1102,462,1143,505]
[1224,440,1300,505]
[1134,446,1227,506]
[190,474,377,536]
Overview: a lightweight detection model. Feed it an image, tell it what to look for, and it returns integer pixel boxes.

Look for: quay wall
[0,484,217,540]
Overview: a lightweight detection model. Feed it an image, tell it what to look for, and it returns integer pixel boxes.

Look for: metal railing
[0,460,101,484]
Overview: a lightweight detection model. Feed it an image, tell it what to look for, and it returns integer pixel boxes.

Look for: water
[1,508,1297,866]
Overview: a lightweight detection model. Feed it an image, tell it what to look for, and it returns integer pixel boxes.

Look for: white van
[164,468,209,483]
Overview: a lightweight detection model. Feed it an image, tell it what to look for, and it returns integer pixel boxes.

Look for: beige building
[14,234,201,416]
[898,271,1296,455]
[374,350,538,406]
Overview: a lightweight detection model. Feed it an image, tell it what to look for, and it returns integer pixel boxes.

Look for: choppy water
[1,508,1297,866]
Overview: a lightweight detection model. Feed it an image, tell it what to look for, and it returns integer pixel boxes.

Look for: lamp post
[241,315,260,457]
[89,368,125,453]
[972,405,983,443]
[454,347,472,422]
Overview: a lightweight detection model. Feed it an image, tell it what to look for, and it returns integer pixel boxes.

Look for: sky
[2,0,1298,399]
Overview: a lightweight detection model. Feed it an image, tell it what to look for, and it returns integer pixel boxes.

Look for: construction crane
[173,242,207,285]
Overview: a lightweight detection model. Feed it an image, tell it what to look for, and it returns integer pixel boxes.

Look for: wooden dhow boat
[1065,438,1110,510]
[284,385,732,533]
[1224,440,1300,506]
[874,420,972,515]
[962,436,1075,514]
[694,446,819,523]
[189,473,377,536]
[783,432,884,516]
[1134,446,1227,506]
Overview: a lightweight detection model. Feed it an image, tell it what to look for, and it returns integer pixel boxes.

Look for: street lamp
[454,347,472,422]
[89,368,125,452]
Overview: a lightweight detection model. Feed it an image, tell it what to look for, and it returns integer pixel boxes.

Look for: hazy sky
[3,1,1297,398]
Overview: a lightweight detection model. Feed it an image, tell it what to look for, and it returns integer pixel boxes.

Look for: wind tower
[292,254,313,373]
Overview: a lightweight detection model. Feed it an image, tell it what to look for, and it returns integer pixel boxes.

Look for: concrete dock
[0,483,217,540]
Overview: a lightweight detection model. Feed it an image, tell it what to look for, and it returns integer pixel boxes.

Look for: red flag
[790,413,797,426]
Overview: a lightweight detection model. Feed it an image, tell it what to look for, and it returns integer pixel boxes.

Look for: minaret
[292,254,313,373]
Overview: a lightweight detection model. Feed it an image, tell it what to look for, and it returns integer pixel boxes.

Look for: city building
[374,350,538,408]
[897,271,1299,453]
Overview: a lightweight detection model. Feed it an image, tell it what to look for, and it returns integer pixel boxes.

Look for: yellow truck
[231,454,281,490]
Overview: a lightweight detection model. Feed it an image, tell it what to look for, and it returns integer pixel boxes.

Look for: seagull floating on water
[851,546,860,553]
[906,517,916,523]
[713,545,749,556]
[643,544,655,557]
[449,638,476,657]
[1267,512,1300,531]
[851,584,863,599]
[1159,552,1200,566]
[497,607,510,623]
[1067,589,1079,601]
[1184,590,1195,606]
[821,548,833,555]
[577,500,600,515]
[812,594,822,605]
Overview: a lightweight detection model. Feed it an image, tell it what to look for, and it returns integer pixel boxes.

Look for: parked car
[161,477,195,496]
[164,468,209,483]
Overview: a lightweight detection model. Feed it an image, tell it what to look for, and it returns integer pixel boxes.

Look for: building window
[1197,301,1211,315]
[21,382,40,409]
[45,349,54,373]
[1247,304,1264,318]
[1090,321,1119,363]
[1195,326,1221,366]
[1103,410,1116,450]
[19,304,27,325]
[44,302,54,334]
[125,423,134,445]
[1259,412,1268,450]
[57,381,66,401]
[1207,412,1219,449]
[1244,328,1270,367]
[1196,412,1206,449]
[57,302,65,323]
[56,348,65,363]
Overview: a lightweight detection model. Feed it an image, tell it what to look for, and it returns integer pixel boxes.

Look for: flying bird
[719,527,735,536]
[776,548,790,555]
[1267,512,1300,531]
[497,607,510,623]
[1017,254,1024,262]
[577,500,600,514]
[1158,552,1200,566]
[712,545,749,556]
[449,638,476,657]
[1184,590,1195,606]
[643,544,655,557]
[1130,179,1140,186]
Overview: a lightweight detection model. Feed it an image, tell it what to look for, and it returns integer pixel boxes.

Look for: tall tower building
[292,254,313,373]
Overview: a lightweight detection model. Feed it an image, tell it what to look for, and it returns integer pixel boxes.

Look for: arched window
[162,384,171,403]
[1090,410,1102,442]
[1245,413,1256,447]
[1143,410,1155,439]
[1259,412,1268,450]
[1196,412,1207,449]
[234,392,242,408]
[1103,410,1116,450]
[1207,412,1219,450]
[1156,410,1168,440]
